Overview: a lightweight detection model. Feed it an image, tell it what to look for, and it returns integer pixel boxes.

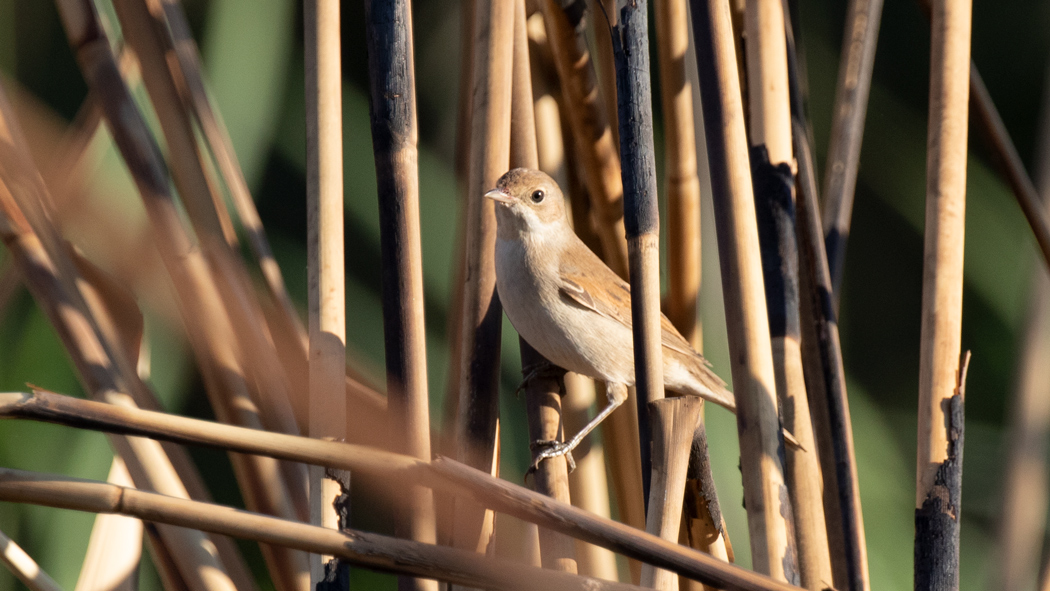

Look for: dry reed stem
[150,0,309,348]
[990,73,1050,591]
[110,0,234,247]
[821,0,884,301]
[0,64,248,591]
[0,529,62,591]
[656,0,703,350]
[745,1,832,584]
[0,389,806,591]
[363,5,437,591]
[680,419,735,591]
[793,122,868,591]
[453,0,514,557]
[589,0,620,150]
[538,0,629,277]
[0,468,648,591]
[640,397,704,591]
[689,0,797,581]
[511,0,579,575]
[969,68,1050,275]
[304,0,347,585]
[74,458,142,591]
[914,0,971,584]
[562,373,620,580]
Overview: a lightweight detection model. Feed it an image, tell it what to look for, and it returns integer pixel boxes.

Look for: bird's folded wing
[557,258,701,360]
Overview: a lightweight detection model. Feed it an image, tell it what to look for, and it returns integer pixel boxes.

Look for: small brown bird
[486,168,735,461]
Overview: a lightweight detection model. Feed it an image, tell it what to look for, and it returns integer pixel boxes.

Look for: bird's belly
[495,244,635,383]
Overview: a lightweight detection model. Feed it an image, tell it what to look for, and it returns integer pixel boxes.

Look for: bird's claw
[525,440,576,480]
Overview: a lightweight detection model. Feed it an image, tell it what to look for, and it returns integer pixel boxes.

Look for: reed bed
[0,1,1046,591]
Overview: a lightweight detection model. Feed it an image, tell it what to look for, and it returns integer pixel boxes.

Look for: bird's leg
[532,382,628,470]
[515,357,566,397]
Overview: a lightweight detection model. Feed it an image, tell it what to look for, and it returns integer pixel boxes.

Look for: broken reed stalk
[0,529,62,591]
[611,0,665,508]
[785,14,870,591]
[655,0,703,349]
[75,458,142,591]
[821,0,884,302]
[689,0,798,582]
[0,65,248,591]
[453,0,513,557]
[0,389,806,591]
[680,420,735,591]
[914,0,971,585]
[991,86,1050,591]
[363,5,437,591]
[510,0,578,574]
[538,0,629,277]
[743,1,833,586]
[0,468,646,591]
[305,0,347,585]
[640,397,704,591]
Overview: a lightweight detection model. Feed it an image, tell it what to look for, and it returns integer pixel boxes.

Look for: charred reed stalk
[689,0,798,581]
[611,0,665,508]
[914,0,971,584]
[363,3,437,591]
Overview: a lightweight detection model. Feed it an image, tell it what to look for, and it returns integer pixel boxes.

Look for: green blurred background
[0,0,1048,589]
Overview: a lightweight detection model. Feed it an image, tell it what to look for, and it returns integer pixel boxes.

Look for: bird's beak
[484,188,514,204]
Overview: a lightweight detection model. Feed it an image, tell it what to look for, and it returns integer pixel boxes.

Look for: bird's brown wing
[557,241,699,359]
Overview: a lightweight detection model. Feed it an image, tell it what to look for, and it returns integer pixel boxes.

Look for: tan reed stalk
[74,458,142,591]
[991,73,1050,591]
[640,398,704,591]
[744,0,832,586]
[914,0,971,584]
[655,0,703,350]
[511,0,579,574]
[452,0,514,558]
[589,0,620,149]
[0,468,650,591]
[362,5,437,591]
[689,0,798,582]
[562,373,620,580]
[110,0,235,248]
[821,0,884,302]
[679,421,735,591]
[304,0,348,585]
[538,0,629,277]
[0,389,806,591]
[0,529,62,591]
[147,0,308,348]
[787,16,869,590]
[0,68,249,591]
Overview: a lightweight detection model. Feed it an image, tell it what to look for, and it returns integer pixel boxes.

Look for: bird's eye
[531,190,545,203]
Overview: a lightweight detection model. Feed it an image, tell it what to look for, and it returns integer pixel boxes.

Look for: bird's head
[485,168,570,240]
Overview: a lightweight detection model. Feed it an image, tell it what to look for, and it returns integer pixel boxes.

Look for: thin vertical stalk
[655,0,703,350]
[914,0,971,584]
[689,0,797,582]
[75,458,142,591]
[787,13,869,591]
[821,0,884,303]
[511,0,578,574]
[452,0,514,557]
[640,397,704,591]
[305,0,347,587]
[538,0,629,277]
[612,0,664,509]
[744,0,832,587]
[363,4,436,591]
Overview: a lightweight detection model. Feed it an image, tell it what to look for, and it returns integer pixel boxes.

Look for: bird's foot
[515,360,566,398]
[525,439,576,479]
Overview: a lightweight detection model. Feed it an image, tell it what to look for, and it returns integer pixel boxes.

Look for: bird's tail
[684,360,736,413]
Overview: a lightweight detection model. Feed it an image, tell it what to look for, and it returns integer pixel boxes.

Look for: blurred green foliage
[0,0,1048,589]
